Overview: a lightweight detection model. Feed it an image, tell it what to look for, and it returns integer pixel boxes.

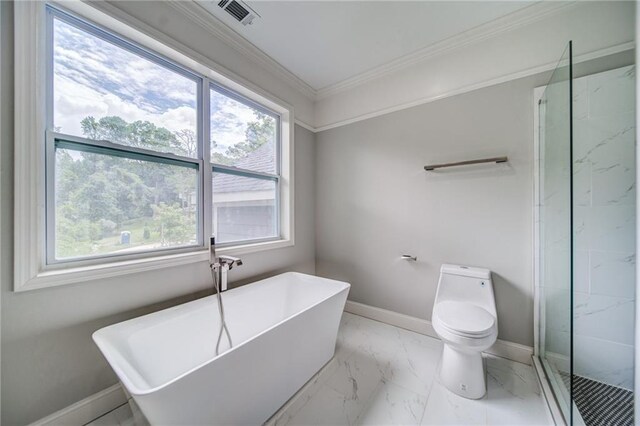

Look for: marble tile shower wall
[573,65,636,390]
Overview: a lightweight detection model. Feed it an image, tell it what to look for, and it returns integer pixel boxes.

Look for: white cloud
[210,91,258,152]
[52,12,265,155]
[54,74,196,135]
[158,106,199,133]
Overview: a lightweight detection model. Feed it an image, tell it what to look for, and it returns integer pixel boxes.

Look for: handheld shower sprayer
[210,236,216,268]
[210,236,240,355]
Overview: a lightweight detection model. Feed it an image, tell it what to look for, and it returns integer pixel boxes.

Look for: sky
[53,16,258,156]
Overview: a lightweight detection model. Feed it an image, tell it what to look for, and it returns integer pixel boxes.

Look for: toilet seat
[434,301,495,338]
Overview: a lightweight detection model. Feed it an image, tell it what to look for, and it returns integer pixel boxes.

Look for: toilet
[432,264,498,399]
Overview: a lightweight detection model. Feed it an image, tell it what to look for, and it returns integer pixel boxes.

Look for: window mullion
[45,131,57,265]
[45,7,54,130]
[53,139,200,169]
[212,164,279,181]
[202,77,213,244]
[49,131,201,168]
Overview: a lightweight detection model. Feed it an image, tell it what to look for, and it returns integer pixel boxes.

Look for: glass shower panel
[538,42,573,423]
[571,64,635,425]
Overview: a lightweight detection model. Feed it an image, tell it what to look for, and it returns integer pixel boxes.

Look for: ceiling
[197,1,536,91]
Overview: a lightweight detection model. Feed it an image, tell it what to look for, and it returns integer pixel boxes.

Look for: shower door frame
[532,84,571,426]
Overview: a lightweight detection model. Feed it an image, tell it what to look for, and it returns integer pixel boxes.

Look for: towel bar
[424,156,508,171]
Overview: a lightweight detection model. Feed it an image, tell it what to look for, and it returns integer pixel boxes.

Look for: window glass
[41,6,288,270]
[54,144,198,260]
[210,87,277,173]
[212,172,277,244]
[52,15,199,157]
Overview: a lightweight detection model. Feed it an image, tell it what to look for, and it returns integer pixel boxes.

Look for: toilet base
[439,344,486,399]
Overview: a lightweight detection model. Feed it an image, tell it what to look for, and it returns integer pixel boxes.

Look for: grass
[56,217,195,259]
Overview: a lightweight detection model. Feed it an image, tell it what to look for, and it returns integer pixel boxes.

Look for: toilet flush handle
[401,254,417,261]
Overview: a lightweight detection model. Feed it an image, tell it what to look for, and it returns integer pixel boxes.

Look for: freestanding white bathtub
[93,272,350,425]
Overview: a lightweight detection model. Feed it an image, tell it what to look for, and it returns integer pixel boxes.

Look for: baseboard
[29,383,127,426]
[344,300,534,365]
[344,299,438,336]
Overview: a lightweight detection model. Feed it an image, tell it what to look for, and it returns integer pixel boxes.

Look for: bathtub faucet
[210,238,243,292]
[218,255,243,270]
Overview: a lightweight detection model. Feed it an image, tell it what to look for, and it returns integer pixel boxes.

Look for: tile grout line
[84,401,130,426]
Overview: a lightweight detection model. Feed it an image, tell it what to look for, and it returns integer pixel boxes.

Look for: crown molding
[315,1,579,99]
[166,1,317,100]
[165,1,580,104]
[106,0,628,134]
[313,42,635,133]
[294,119,316,133]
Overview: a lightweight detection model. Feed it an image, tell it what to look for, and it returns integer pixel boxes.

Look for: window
[14,2,293,290]
[51,12,199,154]
[51,138,200,261]
[47,7,203,263]
[210,85,280,245]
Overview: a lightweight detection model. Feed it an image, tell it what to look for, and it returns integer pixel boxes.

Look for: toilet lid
[435,301,495,337]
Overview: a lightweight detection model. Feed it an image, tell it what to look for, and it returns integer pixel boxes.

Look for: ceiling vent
[217,0,260,26]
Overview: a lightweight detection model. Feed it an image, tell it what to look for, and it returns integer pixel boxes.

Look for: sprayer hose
[211,269,233,355]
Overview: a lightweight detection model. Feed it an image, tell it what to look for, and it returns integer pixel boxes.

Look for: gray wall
[0,2,316,424]
[315,74,550,347]
[314,52,634,348]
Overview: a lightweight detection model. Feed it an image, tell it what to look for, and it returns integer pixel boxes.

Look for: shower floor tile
[89,312,553,426]
[560,372,634,426]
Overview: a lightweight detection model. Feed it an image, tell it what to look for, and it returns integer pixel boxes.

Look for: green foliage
[81,116,178,153]
[57,112,272,258]
[211,140,234,165]
[224,112,275,162]
[173,129,198,158]
[152,203,195,245]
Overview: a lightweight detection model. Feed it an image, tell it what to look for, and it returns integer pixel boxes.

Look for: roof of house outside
[213,141,276,194]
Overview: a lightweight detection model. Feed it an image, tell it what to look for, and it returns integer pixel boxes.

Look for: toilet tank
[434,264,496,316]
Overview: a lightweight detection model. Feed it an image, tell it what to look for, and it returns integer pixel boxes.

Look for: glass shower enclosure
[536,42,636,425]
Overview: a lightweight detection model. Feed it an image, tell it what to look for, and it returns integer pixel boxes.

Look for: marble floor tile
[268,359,341,426]
[359,381,427,426]
[325,350,389,404]
[485,357,553,426]
[486,356,542,399]
[336,313,404,367]
[420,379,487,426]
[386,328,442,396]
[285,385,366,426]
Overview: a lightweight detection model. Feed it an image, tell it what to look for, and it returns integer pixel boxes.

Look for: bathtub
[93,272,350,425]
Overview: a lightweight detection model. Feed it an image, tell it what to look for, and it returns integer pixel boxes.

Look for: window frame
[211,165,281,248]
[209,82,282,248]
[14,0,295,291]
[45,131,205,267]
[46,5,206,267]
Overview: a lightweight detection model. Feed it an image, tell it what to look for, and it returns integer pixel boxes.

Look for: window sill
[15,238,293,292]
[215,238,294,257]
